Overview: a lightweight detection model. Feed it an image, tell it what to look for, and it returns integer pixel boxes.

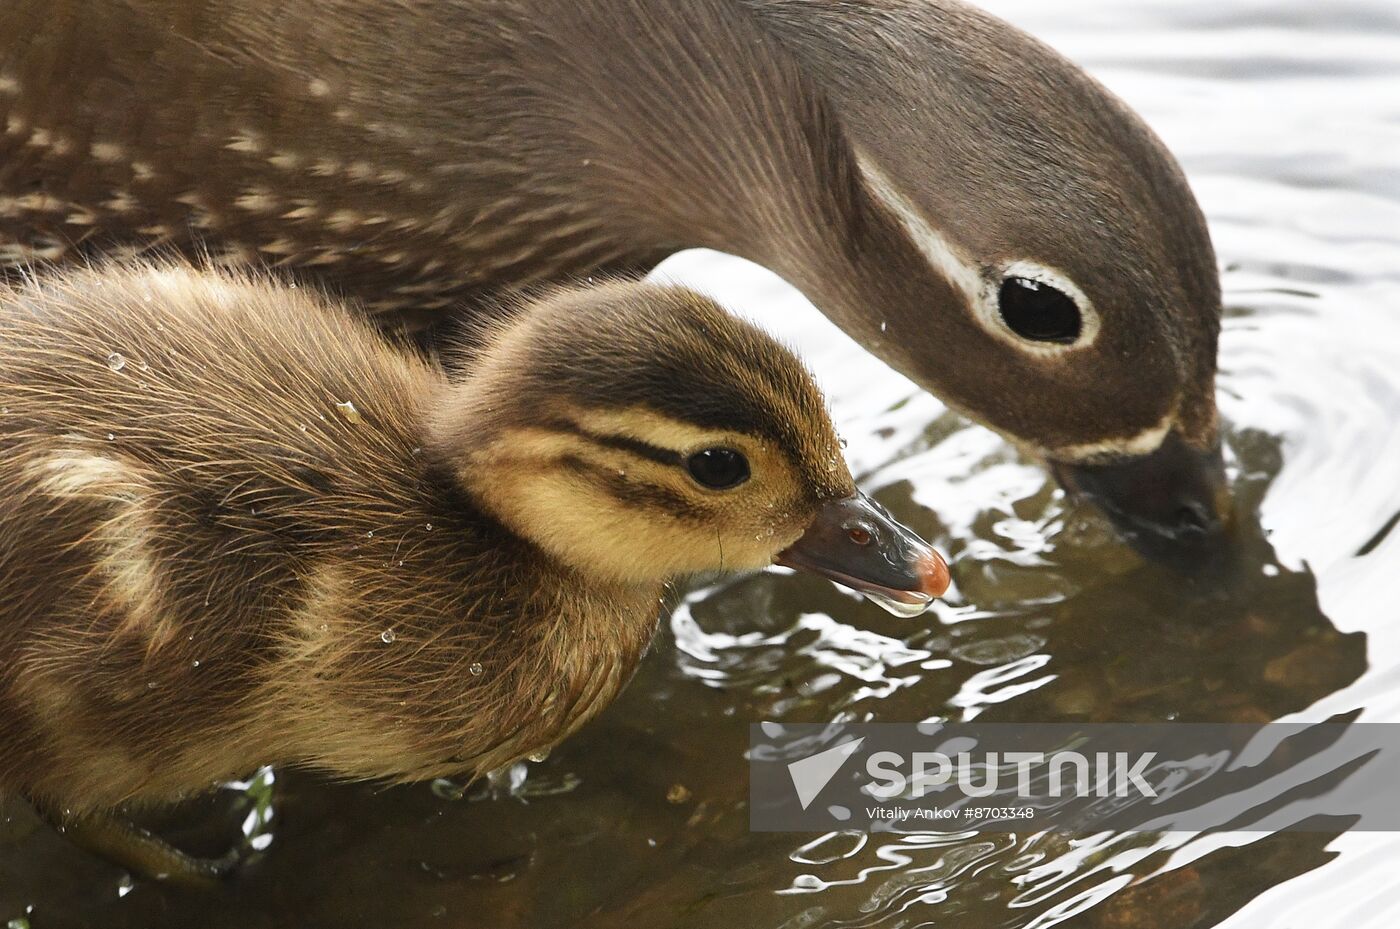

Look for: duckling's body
[0,263,945,821]
[0,267,631,812]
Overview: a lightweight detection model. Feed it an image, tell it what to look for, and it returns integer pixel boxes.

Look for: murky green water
[4,1,1400,926]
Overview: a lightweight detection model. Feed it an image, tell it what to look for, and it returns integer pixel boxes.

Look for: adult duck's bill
[1053,431,1233,570]
[777,492,950,618]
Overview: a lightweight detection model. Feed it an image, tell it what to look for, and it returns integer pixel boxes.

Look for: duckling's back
[0,266,421,796]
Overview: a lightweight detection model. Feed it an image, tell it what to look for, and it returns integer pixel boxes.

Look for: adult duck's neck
[452,0,875,282]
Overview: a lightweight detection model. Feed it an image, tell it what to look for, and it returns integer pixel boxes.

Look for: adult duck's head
[545,0,1230,566]
[741,0,1232,567]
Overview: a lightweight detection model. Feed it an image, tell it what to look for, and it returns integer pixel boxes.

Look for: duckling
[0,0,1227,563]
[0,262,948,877]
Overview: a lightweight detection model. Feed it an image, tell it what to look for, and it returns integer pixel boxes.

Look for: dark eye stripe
[540,416,685,467]
[557,454,706,519]
[587,432,685,467]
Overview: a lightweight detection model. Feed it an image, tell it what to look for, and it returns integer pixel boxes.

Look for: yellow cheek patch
[463,422,815,585]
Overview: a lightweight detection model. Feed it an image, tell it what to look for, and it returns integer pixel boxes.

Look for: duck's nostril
[1174,501,1216,535]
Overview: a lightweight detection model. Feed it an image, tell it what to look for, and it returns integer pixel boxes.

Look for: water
[2,1,1399,925]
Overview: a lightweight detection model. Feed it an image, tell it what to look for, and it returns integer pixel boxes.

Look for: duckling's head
[428,282,947,602]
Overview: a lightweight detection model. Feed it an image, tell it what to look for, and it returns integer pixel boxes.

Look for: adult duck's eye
[686,448,750,490]
[998,276,1082,343]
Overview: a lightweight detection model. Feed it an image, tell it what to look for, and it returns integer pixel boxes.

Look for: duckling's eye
[998,276,1082,344]
[686,448,750,490]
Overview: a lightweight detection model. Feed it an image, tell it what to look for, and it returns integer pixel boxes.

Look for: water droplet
[860,589,934,619]
[106,433,115,441]
[468,661,483,676]
[298,424,308,432]
[366,530,374,538]
[318,623,329,633]
[334,400,362,423]
[146,681,157,690]
[380,629,396,644]
[191,659,201,668]
[527,749,550,763]
[106,352,126,372]
[424,522,433,531]
[136,360,149,372]
[839,437,849,449]
[880,321,887,332]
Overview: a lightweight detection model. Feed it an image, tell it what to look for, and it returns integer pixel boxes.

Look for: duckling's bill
[776,492,950,618]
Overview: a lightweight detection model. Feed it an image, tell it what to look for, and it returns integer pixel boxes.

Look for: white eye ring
[973,261,1101,355]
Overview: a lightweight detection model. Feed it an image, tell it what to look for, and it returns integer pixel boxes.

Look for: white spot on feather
[269,151,302,170]
[259,237,300,256]
[226,130,265,154]
[13,192,66,212]
[91,142,127,163]
[324,209,364,233]
[234,187,280,213]
[102,190,138,214]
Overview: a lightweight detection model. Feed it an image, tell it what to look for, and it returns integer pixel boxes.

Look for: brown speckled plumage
[0,262,851,814]
[0,0,1223,462]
